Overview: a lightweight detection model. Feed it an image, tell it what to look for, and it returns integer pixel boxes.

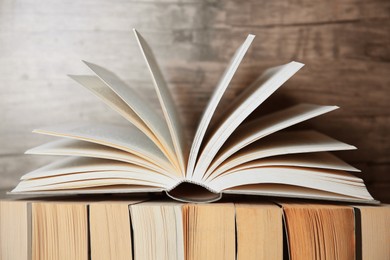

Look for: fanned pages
[191,61,304,181]
[222,152,360,174]
[68,75,150,137]
[32,123,177,175]
[82,61,181,173]
[13,157,177,192]
[186,34,255,178]
[11,30,377,204]
[204,104,339,178]
[134,29,187,175]
[26,139,168,174]
[206,130,356,180]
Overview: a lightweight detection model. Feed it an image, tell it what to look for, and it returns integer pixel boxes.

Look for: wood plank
[225,0,390,26]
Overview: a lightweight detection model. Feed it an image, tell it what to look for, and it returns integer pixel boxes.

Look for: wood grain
[0,0,389,201]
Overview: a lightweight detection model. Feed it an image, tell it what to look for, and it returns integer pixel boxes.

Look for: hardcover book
[11,29,376,203]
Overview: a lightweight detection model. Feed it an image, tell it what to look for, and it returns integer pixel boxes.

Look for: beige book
[235,202,283,260]
[0,195,149,260]
[281,203,356,260]
[183,203,236,260]
[31,201,89,260]
[11,29,377,204]
[0,199,31,260]
[354,205,390,259]
[129,201,184,260]
[89,200,144,260]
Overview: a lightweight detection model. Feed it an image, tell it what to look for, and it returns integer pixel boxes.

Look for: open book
[11,29,376,203]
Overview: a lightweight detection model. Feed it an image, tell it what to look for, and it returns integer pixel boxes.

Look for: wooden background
[0,0,389,201]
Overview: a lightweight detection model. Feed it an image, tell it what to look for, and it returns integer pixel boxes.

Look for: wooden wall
[0,0,389,201]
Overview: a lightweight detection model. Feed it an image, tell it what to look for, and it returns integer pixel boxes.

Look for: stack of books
[0,196,389,259]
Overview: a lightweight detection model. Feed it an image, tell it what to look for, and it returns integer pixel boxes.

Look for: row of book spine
[0,198,389,260]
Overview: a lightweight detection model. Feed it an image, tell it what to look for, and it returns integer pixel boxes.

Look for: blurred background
[0,0,389,201]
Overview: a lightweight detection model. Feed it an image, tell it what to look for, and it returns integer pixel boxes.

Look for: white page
[223,184,369,202]
[133,29,187,174]
[186,34,255,178]
[207,167,373,201]
[206,130,356,181]
[204,104,338,177]
[16,157,177,190]
[191,62,304,181]
[68,75,161,147]
[33,123,178,174]
[13,177,167,192]
[12,186,165,195]
[26,139,168,174]
[21,156,178,182]
[130,202,184,260]
[82,61,180,172]
[223,152,360,174]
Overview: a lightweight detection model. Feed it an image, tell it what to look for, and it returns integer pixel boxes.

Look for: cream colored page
[224,152,360,174]
[89,203,134,260]
[16,170,176,192]
[68,75,159,144]
[235,203,283,260]
[26,139,167,174]
[224,184,364,201]
[0,201,30,260]
[13,186,164,195]
[192,62,304,181]
[33,123,176,173]
[130,202,184,260]
[15,178,167,192]
[205,104,338,177]
[173,204,185,260]
[358,206,390,260]
[133,29,187,174]
[186,34,255,178]
[82,61,179,171]
[207,130,356,180]
[15,172,174,192]
[16,156,177,190]
[20,157,178,182]
[207,167,373,201]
